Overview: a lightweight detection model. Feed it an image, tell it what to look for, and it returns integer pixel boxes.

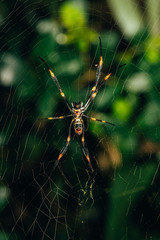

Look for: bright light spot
[36,20,58,34]
[0,53,21,87]
[0,185,10,206]
[126,72,151,93]
[66,60,81,73]
[108,0,144,38]
[56,33,67,45]
[0,66,15,86]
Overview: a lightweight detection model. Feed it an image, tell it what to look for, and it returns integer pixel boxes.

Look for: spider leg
[83,114,115,126]
[39,114,72,121]
[81,123,93,172]
[82,37,112,112]
[96,64,126,92]
[83,63,126,112]
[83,72,111,112]
[39,57,72,112]
[83,63,126,111]
[95,37,103,87]
[54,119,73,169]
[82,37,103,111]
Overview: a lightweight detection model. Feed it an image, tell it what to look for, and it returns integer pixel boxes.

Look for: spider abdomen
[74,118,83,135]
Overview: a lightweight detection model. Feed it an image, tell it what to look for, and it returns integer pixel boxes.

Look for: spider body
[74,118,83,135]
[40,37,115,172]
[71,101,84,135]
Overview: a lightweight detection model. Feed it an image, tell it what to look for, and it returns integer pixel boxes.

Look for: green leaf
[112,98,133,121]
[60,1,86,29]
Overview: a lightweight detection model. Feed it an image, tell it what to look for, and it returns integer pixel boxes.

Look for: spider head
[71,101,83,109]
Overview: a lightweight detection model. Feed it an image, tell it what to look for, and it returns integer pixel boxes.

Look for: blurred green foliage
[59,1,97,51]
[0,0,160,240]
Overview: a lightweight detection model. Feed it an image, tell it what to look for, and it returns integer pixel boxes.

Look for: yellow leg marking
[91,117,96,121]
[49,69,55,78]
[104,73,111,81]
[91,92,96,99]
[60,92,65,97]
[91,86,96,92]
[67,136,70,142]
[81,136,84,142]
[102,120,106,123]
[58,153,63,161]
[99,56,103,67]
[86,154,90,163]
[48,116,64,120]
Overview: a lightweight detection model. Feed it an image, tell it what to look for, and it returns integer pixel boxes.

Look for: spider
[40,37,115,172]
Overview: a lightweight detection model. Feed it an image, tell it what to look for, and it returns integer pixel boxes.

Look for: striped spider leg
[83,114,115,126]
[82,72,111,112]
[81,121,93,172]
[82,60,126,111]
[39,115,72,121]
[53,119,74,169]
[39,56,72,112]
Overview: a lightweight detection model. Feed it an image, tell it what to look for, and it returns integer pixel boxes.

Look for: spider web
[0,0,160,239]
